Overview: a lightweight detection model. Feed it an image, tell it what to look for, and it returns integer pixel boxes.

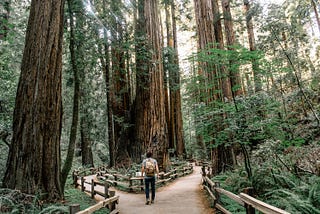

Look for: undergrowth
[211,142,320,214]
[0,185,110,213]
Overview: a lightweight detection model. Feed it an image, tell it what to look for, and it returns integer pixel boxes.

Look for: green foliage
[211,142,320,213]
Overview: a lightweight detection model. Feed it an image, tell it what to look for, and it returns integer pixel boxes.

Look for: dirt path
[84,165,215,214]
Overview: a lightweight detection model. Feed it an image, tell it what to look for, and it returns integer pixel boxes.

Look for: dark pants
[144,176,155,201]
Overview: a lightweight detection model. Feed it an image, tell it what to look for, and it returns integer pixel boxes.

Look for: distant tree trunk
[134,0,169,170]
[2,0,65,201]
[170,0,185,157]
[61,0,80,191]
[100,0,115,167]
[0,0,10,40]
[194,0,216,160]
[222,0,242,96]
[78,5,93,167]
[110,1,132,166]
[213,0,232,100]
[244,0,261,92]
[80,113,94,167]
[164,0,174,154]
[164,0,185,158]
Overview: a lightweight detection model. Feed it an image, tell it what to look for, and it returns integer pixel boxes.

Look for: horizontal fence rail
[73,163,193,192]
[201,166,290,214]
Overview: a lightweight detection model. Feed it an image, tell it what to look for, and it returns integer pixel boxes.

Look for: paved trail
[85,165,215,214]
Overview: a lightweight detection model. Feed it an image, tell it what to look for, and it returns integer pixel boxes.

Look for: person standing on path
[141,151,159,205]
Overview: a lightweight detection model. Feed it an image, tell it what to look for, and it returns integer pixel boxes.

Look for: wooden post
[69,204,80,214]
[91,179,95,198]
[243,187,255,214]
[201,166,206,176]
[81,177,85,192]
[108,191,116,211]
[114,175,118,186]
[214,182,221,206]
[72,171,78,187]
[104,182,109,198]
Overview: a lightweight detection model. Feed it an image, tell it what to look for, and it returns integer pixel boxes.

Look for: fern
[38,205,69,214]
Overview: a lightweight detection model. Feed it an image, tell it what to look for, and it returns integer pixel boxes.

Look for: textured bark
[110,1,131,166]
[212,0,232,100]
[222,0,242,96]
[80,114,94,167]
[134,0,169,170]
[61,0,80,191]
[194,0,218,161]
[100,0,115,167]
[170,0,185,157]
[244,0,261,92]
[2,0,65,200]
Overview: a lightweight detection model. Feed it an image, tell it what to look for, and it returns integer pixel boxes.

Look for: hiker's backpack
[145,159,155,177]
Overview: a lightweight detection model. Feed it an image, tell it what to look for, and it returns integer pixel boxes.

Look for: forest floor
[83,165,215,214]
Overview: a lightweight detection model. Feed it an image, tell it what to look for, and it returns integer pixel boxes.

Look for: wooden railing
[73,163,193,192]
[201,166,290,214]
[71,177,119,214]
[69,195,119,214]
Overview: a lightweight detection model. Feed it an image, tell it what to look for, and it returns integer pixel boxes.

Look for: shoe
[151,200,154,204]
[146,200,150,205]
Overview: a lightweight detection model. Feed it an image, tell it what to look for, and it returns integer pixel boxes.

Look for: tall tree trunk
[80,113,94,167]
[244,0,261,92]
[61,0,80,191]
[110,1,132,166]
[222,0,242,96]
[170,0,185,157]
[100,0,115,167]
[134,0,169,170]
[213,0,232,99]
[3,0,65,201]
[164,0,174,154]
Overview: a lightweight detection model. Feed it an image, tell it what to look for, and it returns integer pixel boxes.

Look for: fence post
[91,179,95,198]
[108,191,116,211]
[104,182,109,198]
[243,187,255,214]
[81,177,85,192]
[72,171,78,188]
[214,182,221,205]
[69,204,80,214]
[114,175,118,186]
[201,166,206,176]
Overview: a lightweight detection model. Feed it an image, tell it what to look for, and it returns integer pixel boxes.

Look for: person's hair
[146,151,152,158]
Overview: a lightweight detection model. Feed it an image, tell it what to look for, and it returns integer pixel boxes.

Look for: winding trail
[85,165,215,214]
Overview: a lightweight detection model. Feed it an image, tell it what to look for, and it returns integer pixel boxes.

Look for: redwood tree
[134,0,169,169]
[2,0,65,200]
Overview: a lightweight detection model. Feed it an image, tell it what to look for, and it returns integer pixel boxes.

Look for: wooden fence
[71,163,193,213]
[73,163,193,192]
[201,166,290,214]
[70,177,119,214]
[69,195,119,214]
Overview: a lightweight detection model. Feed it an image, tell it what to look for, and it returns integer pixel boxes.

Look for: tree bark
[222,0,242,96]
[244,0,261,92]
[170,0,185,157]
[3,0,65,201]
[61,0,80,191]
[134,0,169,170]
